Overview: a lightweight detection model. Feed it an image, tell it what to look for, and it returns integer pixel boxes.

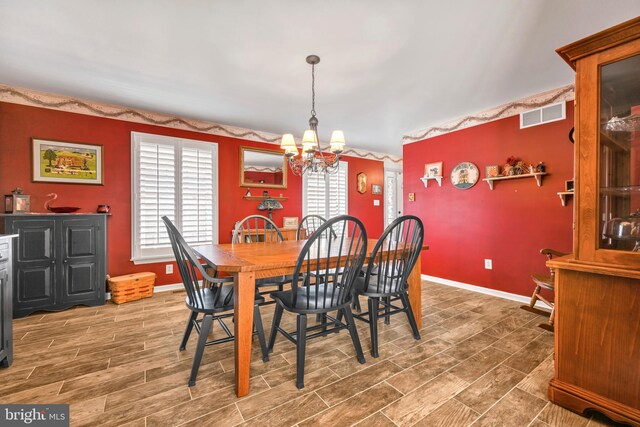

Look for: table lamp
[257,197,283,223]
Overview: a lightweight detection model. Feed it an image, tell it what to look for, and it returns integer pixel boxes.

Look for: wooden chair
[297,214,328,240]
[520,248,569,332]
[162,216,269,386]
[267,215,368,389]
[232,215,284,243]
[233,215,292,305]
[351,215,424,358]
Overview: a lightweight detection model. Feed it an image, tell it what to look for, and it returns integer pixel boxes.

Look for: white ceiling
[0,1,638,156]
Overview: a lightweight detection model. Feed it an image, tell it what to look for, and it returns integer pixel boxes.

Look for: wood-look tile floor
[2,281,627,427]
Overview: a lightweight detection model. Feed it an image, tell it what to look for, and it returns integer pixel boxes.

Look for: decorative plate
[450,162,479,190]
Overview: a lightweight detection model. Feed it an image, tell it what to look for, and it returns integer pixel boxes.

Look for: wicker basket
[108,272,156,304]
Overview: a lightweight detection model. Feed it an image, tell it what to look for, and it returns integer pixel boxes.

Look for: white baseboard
[153,283,184,293]
[421,274,550,311]
[106,282,183,301]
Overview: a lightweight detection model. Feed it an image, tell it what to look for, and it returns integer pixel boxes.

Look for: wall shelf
[557,191,574,206]
[482,172,547,190]
[419,176,443,188]
[243,195,288,201]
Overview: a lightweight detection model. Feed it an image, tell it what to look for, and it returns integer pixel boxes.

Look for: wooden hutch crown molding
[557,16,640,70]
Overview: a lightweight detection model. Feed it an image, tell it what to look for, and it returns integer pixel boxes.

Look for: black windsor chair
[162,216,269,386]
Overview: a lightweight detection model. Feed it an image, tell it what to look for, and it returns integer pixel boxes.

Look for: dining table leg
[408,255,423,329]
[233,271,256,397]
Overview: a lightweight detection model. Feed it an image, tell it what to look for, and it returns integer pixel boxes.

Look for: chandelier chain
[311,63,316,117]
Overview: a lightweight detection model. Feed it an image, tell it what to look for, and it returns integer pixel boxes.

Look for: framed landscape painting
[32,139,103,185]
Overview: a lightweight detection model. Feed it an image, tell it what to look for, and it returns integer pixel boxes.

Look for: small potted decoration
[504,156,520,176]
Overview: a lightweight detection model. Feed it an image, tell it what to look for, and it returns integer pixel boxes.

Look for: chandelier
[280,55,345,176]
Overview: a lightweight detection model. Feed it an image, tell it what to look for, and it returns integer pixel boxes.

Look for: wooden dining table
[192,239,427,397]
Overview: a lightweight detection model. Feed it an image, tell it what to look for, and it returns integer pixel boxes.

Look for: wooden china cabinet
[549,17,640,426]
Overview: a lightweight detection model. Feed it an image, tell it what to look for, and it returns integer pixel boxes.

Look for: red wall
[344,156,385,239]
[403,102,574,297]
[0,102,384,286]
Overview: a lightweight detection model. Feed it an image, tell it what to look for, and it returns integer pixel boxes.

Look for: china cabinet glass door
[598,54,640,253]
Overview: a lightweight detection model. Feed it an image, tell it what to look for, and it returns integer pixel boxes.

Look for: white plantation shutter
[303,162,348,220]
[132,132,218,263]
[304,171,327,217]
[328,164,348,218]
[181,144,215,245]
[139,142,176,250]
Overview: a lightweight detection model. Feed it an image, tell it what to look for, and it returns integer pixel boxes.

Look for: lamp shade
[280,133,296,149]
[330,130,346,153]
[302,129,318,153]
[302,129,317,144]
[257,197,283,211]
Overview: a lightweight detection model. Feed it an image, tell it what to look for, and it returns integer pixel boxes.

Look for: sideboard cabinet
[0,234,16,367]
[0,214,107,318]
[550,17,640,426]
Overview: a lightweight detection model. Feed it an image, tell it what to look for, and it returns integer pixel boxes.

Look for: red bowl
[47,207,80,213]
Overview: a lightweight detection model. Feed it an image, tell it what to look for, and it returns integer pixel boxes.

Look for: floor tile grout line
[234,402,245,422]
[526,402,551,427]
[383,380,405,397]
[24,366,36,380]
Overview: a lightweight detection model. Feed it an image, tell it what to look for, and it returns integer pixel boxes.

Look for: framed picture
[424,162,443,178]
[485,165,500,177]
[32,138,103,185]
[283,217,299,228]
[408,192,415,202]
[565,180,574,192]
[371,184,382,195]
[357,172,367,194]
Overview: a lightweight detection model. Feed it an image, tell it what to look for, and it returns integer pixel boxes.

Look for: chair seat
[187,285,265,313]
[532,274,554,291]
[354,275,403,297]
[271,284,346,313]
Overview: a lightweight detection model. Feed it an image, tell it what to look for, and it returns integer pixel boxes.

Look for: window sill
[131,256,176,265]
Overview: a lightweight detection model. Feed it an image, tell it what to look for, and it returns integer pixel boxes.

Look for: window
[303,162,348,220]
[131,132,218,263]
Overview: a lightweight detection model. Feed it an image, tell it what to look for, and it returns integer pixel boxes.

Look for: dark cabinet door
[0,264,8,366]
[60,217,105,304]
[12,219,57,312]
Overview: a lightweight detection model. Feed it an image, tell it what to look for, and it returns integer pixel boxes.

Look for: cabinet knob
[63,259,68,264]
[51,260,55,265]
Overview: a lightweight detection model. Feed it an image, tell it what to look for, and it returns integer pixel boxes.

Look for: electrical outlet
[166,264,173,274]
[373,199,380,206]
[484,259,492,270]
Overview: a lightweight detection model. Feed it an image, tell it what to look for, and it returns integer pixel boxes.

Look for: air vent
[520,102,566,129]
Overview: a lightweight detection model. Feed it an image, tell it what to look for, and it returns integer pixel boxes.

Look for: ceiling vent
[520,102,566,129]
